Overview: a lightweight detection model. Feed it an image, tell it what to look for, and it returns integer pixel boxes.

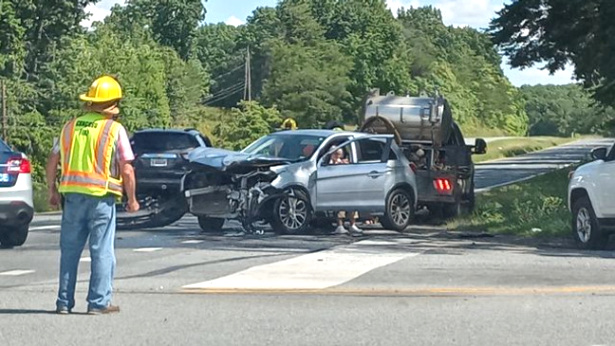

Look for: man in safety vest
[45,75,140,315]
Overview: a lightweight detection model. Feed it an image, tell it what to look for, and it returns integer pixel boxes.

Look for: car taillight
[409,162,417,173]
[7,157,31,174]
[434,178,452,194]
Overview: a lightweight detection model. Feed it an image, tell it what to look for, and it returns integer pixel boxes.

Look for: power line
[204,81,244,100]
[203,84,245,105]
[212,63,245,81]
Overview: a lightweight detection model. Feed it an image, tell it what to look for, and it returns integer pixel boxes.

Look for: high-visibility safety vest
[58,113,124,198]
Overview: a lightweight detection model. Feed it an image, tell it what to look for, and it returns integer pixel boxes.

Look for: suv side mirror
[473,138,487,155]
[591,147,608,161]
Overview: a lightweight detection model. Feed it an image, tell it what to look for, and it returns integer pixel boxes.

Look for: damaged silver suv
[181,130,417,235]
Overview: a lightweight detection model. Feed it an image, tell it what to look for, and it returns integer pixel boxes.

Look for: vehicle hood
[187,147,292,172]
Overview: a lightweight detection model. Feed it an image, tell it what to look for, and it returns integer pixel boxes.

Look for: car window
[199,135,212,147]
[607,143,615,161]
[326,142,354,165]
[242,134,326,161]
[132,132,200,153]
[357,139,386,163]
[317,137,353,162]
[0,138,11,152]
[388,148,398,161]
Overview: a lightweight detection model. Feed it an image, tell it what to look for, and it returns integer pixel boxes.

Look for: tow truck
[359,89,487,219]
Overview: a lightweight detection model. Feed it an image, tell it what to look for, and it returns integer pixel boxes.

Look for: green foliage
[451,168,573,237]
[397,6,528,136]
[520,84,615,137]
[194,23,243,107]
[213,101,282,150]
[107,0,206,60]
[261,39,352,128]
[490,0,615,107]
[8,0,604,211]
[473,137,580,163]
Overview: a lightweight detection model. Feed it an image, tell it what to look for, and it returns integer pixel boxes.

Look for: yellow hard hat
[79,75,123,103]
[281,118,297,130]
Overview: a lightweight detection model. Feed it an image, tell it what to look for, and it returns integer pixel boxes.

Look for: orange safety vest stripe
[59,114,123,197]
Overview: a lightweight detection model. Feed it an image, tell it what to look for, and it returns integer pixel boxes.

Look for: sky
[85,0,576,87]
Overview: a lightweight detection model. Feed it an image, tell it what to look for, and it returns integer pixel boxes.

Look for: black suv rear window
[0,139,12,152]
[132,132,200,153]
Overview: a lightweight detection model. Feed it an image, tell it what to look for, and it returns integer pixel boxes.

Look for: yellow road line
[179,285,615,296]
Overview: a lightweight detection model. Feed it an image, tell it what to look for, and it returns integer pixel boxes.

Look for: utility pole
[1,80,6,141]
[244,46,252,101]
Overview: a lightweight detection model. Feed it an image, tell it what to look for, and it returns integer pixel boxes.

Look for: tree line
[0,0,611,190]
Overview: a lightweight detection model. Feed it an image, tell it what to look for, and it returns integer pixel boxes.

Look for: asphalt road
[474,137,614,191]
[1,138,615,346]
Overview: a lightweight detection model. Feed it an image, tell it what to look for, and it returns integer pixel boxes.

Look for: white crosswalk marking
[133,247,163,253]
[29,225,60,231]
[181,240,204,244]
[182,239,419,291]
[0,270,35,276]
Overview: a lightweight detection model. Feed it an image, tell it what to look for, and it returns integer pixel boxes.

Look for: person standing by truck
[329,148,363,235]
[46,75,140,315]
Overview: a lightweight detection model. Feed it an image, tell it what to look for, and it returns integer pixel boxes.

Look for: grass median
[448,167,576,237]
[474,136,584,163]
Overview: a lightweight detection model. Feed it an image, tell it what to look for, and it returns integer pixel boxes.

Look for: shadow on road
[0,309,88,315]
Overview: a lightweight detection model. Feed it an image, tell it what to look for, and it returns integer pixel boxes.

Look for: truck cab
[359,89,487,219]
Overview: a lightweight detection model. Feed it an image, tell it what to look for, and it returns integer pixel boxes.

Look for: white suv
[0,138,33,247]
[568,141,615,250]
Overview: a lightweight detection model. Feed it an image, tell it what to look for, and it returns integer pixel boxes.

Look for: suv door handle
[367,170,384,178]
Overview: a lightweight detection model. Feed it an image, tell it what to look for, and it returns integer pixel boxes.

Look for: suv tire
[381,188,414,232]
[0,225,29,247]
[271,189,312,235]
[572,196,609,250]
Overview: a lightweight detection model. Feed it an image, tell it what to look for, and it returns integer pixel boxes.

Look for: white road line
[80,257,91,262]
[29,225,60,231]
[181,240,204,244]
[133,247,163,253]
[182,239,419,290]
[0,270,35,276]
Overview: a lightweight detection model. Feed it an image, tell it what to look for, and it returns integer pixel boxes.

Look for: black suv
[117,128,212,229]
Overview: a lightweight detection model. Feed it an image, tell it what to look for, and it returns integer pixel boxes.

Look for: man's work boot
[88,304,120,315]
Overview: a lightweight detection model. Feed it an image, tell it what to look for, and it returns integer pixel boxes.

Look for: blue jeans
[56,193,117,311]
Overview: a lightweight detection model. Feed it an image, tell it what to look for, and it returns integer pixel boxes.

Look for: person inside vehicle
[302,144,315,158]
[269,139,284,157]
[329,148,362,235]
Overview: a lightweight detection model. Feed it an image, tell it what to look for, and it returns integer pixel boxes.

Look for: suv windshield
[242,134,326,161]
[132,132,200,153]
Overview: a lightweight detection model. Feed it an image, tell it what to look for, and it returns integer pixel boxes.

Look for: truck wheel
[0,225,29,247]
[462,180,476,215]
[442,201,462,219]
[381,189,414,232]
[572,197,609,250]
[271,189,312,235]
[198,217,225,233]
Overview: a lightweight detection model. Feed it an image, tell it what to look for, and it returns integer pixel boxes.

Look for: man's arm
[116,124,139,212]
[46,150,62,208]
[120,160,137,203]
